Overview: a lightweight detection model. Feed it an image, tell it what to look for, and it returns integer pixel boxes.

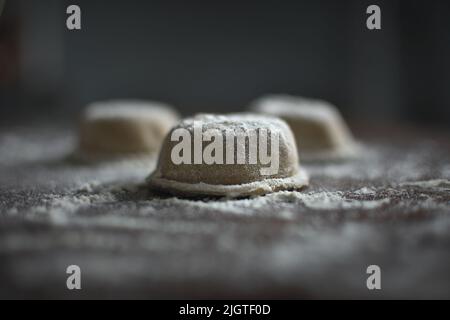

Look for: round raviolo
[147,113,309,198]
[250,95,359,160]
[76,100,180,160]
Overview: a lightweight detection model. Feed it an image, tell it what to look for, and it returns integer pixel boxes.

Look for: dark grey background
[1,0,450,126]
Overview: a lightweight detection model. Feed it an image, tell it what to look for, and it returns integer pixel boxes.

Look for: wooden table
[0,124,449,299]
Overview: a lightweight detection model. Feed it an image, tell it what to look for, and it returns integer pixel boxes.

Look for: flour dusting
[398,179,450,191]
[1,126,450,299]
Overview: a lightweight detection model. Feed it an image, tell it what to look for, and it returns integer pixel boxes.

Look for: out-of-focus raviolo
[147,113,309,198]
[250,95,359,160]
[76,100,180,161]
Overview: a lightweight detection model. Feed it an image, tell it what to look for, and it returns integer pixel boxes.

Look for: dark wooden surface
[0,125,449,299]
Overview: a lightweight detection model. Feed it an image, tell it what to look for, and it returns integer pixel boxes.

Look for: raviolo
[147,113,309,198]
[250,95,360,161]
[76,100,180,161]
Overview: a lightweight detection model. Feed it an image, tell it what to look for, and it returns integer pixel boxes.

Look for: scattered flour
[2,126,450,299]
[21,189,117,224]
[13,176,450,226]
[289,191,389,210]
[2,127,448,226]
[353,187,377,196]
[0,129,73,166]
[398,179,450,191]
[19,188,393,225]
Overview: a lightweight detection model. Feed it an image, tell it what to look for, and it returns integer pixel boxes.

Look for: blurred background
[0,0,449,128]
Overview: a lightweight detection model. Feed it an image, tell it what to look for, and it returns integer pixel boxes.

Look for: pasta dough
[147,113,309,198]
[76,100,179,160]
[250,95,359,160]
